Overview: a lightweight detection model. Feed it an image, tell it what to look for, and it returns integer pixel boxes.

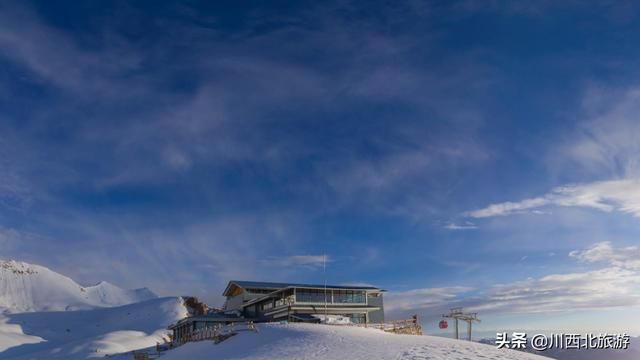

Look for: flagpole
[324,253,328,321]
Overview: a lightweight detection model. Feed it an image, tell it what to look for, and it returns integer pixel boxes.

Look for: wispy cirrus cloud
[563,87,640,178]
[0,1,493,201]
[570,241,640,270]
[467,86,640,220]
[444,221,478,230]
[467,179,640,218]
[261,255,331,269]
[0,5,144,97]
[473,266,640,313]
[385,286,474,312]
[388,242,640,318]
[3,2,498,303]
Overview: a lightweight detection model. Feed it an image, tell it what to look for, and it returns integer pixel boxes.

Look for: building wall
[367,293,384,323]
[228,285,384,323]
[224,294,245,310]
[226,291,265,309]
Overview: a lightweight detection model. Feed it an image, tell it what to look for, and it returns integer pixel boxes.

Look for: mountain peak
[0,259,157,313]
[0,260,39,275]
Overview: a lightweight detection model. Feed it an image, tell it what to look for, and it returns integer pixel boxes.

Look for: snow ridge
[0,260,156,313]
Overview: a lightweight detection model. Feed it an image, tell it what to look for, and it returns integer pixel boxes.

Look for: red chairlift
[438,320,448,329]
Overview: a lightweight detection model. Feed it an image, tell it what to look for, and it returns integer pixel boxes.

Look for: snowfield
[161,323,553,360]
[0,297,187,359]
[0,316,42,353]
[0,260,156,313]
[0,299,556,360]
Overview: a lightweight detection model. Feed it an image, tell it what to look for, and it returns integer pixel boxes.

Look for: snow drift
[0,260,156,313]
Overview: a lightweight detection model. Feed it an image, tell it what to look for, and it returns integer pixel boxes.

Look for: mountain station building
[222,280,385,324]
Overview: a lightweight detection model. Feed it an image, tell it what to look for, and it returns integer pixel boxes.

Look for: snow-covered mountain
[0,260,156,313]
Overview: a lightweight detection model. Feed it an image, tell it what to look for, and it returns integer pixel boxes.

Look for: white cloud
[469,86,640,220]
[564,88,640,178]
[467,179,640,218]
[467,197,551,218]
[0,5,142,96]
[390,242,640,317]
[385,286,474,312]
[262,255,331,269]
[471,266,640,314]
[444,221,478,230]
[570,241,640,270]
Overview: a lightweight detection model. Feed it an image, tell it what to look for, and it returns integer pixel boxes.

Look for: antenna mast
[323,253,328,320]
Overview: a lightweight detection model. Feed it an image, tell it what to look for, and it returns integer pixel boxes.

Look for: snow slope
[0,260,156,313]
[161,323,554,360]
[0,316,41,353]
[0,296,187,359]
[526,338,640,360]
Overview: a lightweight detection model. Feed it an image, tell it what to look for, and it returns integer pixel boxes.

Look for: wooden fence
[129,322,257,359]
[174,322,257,345]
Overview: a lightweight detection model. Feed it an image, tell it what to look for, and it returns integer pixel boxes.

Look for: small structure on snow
[442,307,480,341]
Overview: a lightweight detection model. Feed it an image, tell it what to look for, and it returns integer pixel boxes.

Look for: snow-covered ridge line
[0,260,38,275]
[0,259,157,313]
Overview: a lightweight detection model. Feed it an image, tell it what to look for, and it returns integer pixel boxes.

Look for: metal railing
[174,321,258,345]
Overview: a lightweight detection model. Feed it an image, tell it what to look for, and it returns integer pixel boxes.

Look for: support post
[443,308,480,342]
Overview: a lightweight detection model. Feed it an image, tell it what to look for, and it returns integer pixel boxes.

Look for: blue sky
[2,0,640,335]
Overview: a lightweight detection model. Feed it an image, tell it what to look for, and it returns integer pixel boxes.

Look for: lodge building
[168,280,385,342]
[223,280,385,324]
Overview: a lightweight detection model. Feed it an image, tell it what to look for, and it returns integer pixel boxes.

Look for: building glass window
[294,289,366,303]
[295,289,330,303]
[333,290,366,304]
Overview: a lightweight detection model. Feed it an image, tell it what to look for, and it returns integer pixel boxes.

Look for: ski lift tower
[442,307,480,341]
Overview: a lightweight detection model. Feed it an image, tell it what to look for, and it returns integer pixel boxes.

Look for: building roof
[223,280,383,296]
